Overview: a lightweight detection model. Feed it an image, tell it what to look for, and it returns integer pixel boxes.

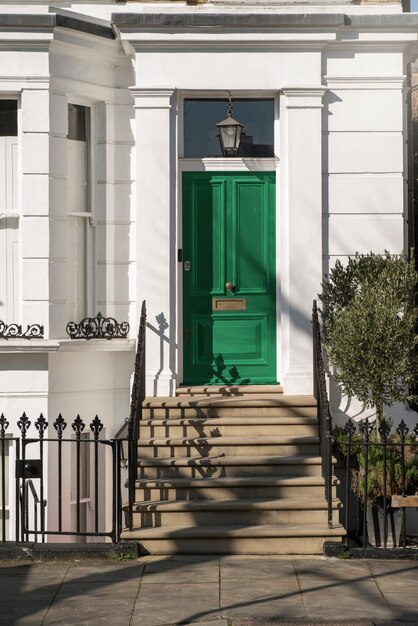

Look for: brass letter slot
[212,298,247,311]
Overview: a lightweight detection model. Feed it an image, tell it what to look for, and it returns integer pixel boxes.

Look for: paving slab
[221,558,295,580]
[294,560,372,580]
[64,561,144,582]
[0,602,50,626]
[55,579,141,601]
[302,593,394,622]
[367,561,418,579]
[381,593,418,621]
[222,578,300,598]
[183,617,229,626]
[297,578,380,596]
[221,598,307,621]
[0,561,70,577]
[0,575,61,602]
[221,578,306,620]
[142,557,219,583]
[229,622,376,626]
[131,582,220,626]
[43,597,135,626]
[373,574,418,594]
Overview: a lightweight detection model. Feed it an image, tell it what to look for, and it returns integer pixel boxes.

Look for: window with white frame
[0,100,19,324]
[67,103,94,322]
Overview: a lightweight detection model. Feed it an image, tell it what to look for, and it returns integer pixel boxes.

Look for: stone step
[139,416,318,438]
[142,405,318,419]
[176,385,284,396]
[121,523,346,555]
[134,475,338,502]
[142,395,316,419]
[136,454,326,479]
[127,497,341,527]
[138,435,320,458]
[129,390,340,555]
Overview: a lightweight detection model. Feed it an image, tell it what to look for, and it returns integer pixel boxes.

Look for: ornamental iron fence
[0,302,146,544]
[0,411,126,543]
[336,418,418,550]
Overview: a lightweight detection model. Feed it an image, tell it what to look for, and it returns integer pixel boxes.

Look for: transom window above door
[183,98,275,159]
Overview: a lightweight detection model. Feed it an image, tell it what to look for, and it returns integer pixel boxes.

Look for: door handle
[225,282,235,291]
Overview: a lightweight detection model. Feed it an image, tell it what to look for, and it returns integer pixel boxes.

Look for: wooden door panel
[183,171,276,385]
[234,180,270,293]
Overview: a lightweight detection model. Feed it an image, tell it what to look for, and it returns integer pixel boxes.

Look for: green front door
[182,171,276,385]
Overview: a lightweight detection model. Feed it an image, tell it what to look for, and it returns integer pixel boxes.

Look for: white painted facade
[0,0,417,539]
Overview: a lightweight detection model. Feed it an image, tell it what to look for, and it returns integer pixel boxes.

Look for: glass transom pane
[184,99,274,158]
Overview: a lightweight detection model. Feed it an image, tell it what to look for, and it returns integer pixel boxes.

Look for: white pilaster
[21,87,51,335]
[280,87,327,395]
[131,88,177,396]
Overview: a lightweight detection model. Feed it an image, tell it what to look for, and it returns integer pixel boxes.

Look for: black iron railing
[312,300,333,528]
[337,418,418,549]
[125,300,146,530]
[0,411,126,543]
[21,480,44,543]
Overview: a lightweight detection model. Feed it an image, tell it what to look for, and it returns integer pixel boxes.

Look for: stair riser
[140,424,318,438]
[176,385,283,396]
[142,407,317,419]
[138,444,319,458]
[129,509,338,527]
[136,536,341,555]
[134,485,333,501]
[137,463,323,479]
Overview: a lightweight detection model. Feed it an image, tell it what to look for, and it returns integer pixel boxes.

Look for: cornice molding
[113,13,346,29]
[0,13,114,40]
[131,87,176,108]
[325,75,406,89]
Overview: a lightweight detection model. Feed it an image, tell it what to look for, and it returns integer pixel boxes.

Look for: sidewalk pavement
[1,555,418,626]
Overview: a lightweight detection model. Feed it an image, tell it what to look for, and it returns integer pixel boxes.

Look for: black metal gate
[0,411,126,543]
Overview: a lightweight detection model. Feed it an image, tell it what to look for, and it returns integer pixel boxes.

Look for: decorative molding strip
[179,157,279,172]
[0,321,44,340]
[66,312,130,340]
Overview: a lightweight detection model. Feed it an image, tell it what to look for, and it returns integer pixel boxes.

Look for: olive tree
[319,251,418,429]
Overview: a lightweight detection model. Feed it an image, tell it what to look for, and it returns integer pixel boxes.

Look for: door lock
[184,261,191,272]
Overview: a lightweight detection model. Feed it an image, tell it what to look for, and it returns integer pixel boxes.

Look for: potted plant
[319,250,418,546]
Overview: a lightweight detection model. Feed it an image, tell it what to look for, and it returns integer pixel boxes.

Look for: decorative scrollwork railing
[66,313,130,340]
[0,321,44,340]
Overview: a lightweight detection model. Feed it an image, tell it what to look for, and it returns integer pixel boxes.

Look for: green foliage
[319,251,418,412]
[334,422,418,506]
[337,550,351,559]
[113,552,137,561]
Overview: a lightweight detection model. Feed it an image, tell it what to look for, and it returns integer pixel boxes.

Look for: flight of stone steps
[121,385,345,554]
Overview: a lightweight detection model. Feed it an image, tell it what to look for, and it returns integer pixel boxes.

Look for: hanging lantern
[215,93,244,157]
